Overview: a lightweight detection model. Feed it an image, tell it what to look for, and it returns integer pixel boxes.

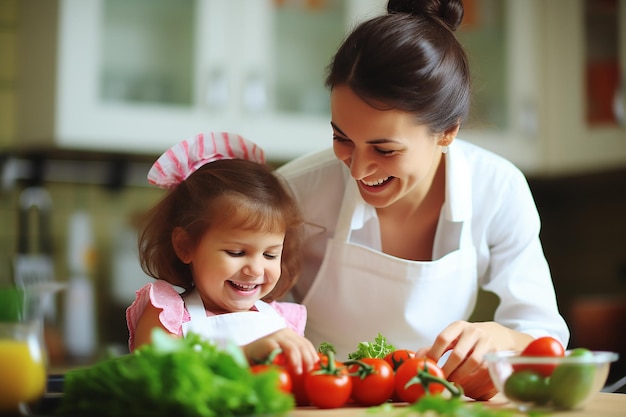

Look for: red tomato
[270,352,289,367]
[347,358,395,406]
[304,369,352,409]
[303,352,352,409]
[289,352,333,406]
[384,349,417,402]
[250,364,292,393]
[515,336,565,377]
[265,351,315,405]
[394,357,446,403]
[289,369,310,406]
[384,349,416,371]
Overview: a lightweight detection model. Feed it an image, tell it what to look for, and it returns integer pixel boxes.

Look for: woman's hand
[415,321,534,400]
[242,328,319,374]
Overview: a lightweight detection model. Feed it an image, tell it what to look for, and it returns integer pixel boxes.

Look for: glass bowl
[484,349,618,411]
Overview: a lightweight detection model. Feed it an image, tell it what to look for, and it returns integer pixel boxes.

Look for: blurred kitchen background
[0,0,625,383]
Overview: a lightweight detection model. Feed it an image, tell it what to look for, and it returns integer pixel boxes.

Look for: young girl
[126,132,318,373]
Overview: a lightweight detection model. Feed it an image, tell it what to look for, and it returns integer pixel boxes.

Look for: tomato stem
[252,347,283,365]
[343,359,376,380]
[311,350,344,376]
[404,361,464,398]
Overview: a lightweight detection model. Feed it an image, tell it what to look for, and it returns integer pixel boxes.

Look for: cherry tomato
[347,358,395,406]
[383,349,417,402]
[289,370,310,406]
[250,364,292,393]
[269,352,289,367]
[384,349,416,371]
[394,357,446,403]
[515,336,565,377]
[304,369,352,409]
[287,352,331,406]
[304,352,352,409]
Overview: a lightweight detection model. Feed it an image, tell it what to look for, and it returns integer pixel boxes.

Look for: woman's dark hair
[326,0,470,134]
[138,158,303,301]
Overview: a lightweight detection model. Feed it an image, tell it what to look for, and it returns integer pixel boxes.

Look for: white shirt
[277,139,570,347]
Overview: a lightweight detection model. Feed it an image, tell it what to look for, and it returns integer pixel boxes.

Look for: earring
[441,144,448,154]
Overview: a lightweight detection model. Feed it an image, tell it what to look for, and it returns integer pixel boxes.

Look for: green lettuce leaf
[56,330,293,417]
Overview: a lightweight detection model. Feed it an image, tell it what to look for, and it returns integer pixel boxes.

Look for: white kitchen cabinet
[536,0,626,174]
[348,0,626,175]
[16,0,625,172]
[15,0,384,160]
[457,0,626,175]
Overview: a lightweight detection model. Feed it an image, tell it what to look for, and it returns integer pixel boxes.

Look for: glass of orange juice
[0,287,47,416]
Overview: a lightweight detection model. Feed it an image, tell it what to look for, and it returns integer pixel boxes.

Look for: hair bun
[387,0,464,31]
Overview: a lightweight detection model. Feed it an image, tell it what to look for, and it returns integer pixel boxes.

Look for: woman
[277,0,569,400]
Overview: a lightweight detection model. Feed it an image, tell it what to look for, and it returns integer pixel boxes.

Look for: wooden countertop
[290,392,626,417]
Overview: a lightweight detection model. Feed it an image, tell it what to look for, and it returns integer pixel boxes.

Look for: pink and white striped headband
[148,132,266,189]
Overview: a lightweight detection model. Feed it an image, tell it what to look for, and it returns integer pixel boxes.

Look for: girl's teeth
[362,177,390,186]
[229,281,257,291]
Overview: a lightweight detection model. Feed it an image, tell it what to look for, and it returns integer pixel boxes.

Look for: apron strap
[335,181,361,242]
[184,289,207,319]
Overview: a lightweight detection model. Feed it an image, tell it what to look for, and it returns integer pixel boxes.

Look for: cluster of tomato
[251,348,462,409]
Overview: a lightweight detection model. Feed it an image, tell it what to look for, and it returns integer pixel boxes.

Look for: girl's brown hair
[138,158,303,301]
[326,0,470,134]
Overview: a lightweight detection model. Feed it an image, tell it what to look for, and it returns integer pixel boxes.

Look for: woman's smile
[358,176,395,195]
[361,176,392,186]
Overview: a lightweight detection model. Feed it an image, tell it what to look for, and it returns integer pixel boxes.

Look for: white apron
[302,182,478,359]
[181,289,287,345]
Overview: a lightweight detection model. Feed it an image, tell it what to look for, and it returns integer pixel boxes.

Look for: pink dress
[126,280,307,352]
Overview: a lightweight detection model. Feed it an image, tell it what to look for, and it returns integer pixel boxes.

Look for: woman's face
[330,85,451,209]
[175,223,285,314]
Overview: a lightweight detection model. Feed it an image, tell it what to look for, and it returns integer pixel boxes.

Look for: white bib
[181,289,287,345]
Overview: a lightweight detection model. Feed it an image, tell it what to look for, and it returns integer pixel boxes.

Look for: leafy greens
[347,332,396,360]
[56,329,293,417]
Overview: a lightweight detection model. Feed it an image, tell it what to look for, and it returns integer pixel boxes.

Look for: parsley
[347,333,396,359]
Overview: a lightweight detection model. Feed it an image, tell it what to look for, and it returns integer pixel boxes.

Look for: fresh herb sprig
[347,332,396,360]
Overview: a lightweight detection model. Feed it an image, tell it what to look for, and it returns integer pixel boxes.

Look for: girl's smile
[174,224,284,314]
[227,280,261,294]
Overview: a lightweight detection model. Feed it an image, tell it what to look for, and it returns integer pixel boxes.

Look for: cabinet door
[53,0,276,155]
[456,0,544,171]
[540,0,626,174]
[19,0,375,160]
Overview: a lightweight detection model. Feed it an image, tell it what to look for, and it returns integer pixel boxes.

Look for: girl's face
[176,224,285,314]
[330,85,455,209]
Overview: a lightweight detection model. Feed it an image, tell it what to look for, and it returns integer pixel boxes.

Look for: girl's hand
[415,321,534,400]
[243,328,319,374]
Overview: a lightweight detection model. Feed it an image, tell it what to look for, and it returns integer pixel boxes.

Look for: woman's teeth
[228,281,258,291]
[361,177,390,186]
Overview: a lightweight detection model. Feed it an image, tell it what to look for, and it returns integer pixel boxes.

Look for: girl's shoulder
[266,301,308,336]
[126,281,189,351]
